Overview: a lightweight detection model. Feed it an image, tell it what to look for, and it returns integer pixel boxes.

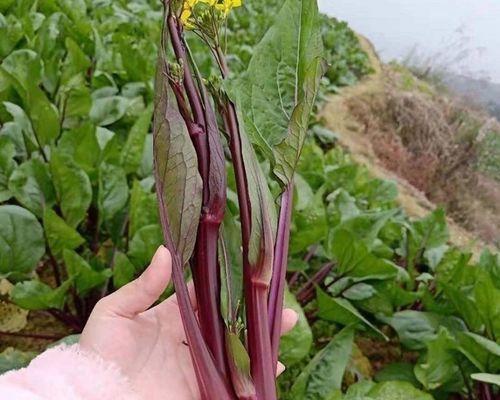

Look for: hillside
[320,36,500,250]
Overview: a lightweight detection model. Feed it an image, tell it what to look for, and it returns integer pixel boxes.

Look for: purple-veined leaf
[153,61,202,266]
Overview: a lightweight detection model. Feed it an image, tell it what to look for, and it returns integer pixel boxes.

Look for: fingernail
[277,362,286,376]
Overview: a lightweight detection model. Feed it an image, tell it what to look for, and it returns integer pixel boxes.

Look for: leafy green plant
[0,0,163,331]
[279,139,499,399]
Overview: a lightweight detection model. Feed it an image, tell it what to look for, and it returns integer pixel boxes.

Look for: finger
[280,308,298,336]
[97,246,172,318]
[276,361,286,377]
[154,280,198,316]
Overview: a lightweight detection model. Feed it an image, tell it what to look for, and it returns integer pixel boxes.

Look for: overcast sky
[318,0,500,83]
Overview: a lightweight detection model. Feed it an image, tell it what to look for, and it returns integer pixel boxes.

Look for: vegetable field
[0,0,498,399]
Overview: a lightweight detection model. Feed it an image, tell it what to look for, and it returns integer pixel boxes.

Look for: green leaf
[50,150,92,227]
[128,180,158,239]
[338,209,399,250]
[63,82,92,121]
[1,101,37,155]
[471,373,500,386]
[0,347,36,374]
[0,205,45,280]
[375,363,420,387]
[380,311,466,350]
[98,163,129,223]
[240,121,277,274]
[153,66,202,265]
[219,207,244,323]
[280,288,313,366]
[0,135,16,202]
[11,279,72,310]
[343,283,377,301]
[474,272,500,340]
[228,0,324,185]
[414,328,462,391]
[57,122,100,173]
[1,51,60,146]
[26,86,60,146]
[8,159,56,216]
[457,332,500,372]
[442,283,483,333]
[62,37,91,82]
[290,326,354,399]
[317,288,387,339]
[121,104,153,174]
[290,185,327,254]
[358,179,398,205]
[90,95,130,126]
[226,332,256,398]
[479,249,500,289]
[1,49,43,93]
[113,252,136,288]
[344,380,375,399]
[328,229,398,281]
[137,133,153,178]
[404,209,449,269]
[367,381,434,400]
[0,14,24,58]
[43,208,85,256]
[128,224,162,269]
[63,250,110,296]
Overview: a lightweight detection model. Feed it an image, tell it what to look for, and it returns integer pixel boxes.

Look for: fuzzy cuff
[0,344,139,400]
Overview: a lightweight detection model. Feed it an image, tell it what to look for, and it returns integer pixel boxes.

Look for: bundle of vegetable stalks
[153,0,324,398]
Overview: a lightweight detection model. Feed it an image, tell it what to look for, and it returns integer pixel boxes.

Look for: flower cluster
[180,0,242,28]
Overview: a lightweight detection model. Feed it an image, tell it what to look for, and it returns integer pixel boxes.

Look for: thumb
[96,246,172,318]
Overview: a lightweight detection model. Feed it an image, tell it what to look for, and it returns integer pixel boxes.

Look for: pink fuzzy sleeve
[0,344,140,400]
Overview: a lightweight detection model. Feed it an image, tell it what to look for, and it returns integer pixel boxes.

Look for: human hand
[79,246,298,400]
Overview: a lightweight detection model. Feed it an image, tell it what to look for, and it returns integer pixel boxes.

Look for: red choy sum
[153,0,324,398]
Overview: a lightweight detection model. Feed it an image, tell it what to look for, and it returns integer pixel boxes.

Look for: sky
[318,0,500,83]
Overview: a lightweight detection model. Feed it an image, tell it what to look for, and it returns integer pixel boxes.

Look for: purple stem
[216,40,277,400]
[167,15,205,127]
[296,262,335,305]
[268,183,294,371]
[288,245,317,286]
[156,186,234,400]
[478,383,493,400]
[167,13,229,380]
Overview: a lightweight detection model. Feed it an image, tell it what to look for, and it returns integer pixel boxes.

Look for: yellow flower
[215,0,242,15]
[179,0,242,27]
[180,0,198,28]
[180,8,192,23]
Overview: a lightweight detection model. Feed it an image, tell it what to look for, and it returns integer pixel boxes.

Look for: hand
[79,246,298,400]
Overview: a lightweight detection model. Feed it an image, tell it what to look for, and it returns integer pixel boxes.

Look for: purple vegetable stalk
[153,1,321,398]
